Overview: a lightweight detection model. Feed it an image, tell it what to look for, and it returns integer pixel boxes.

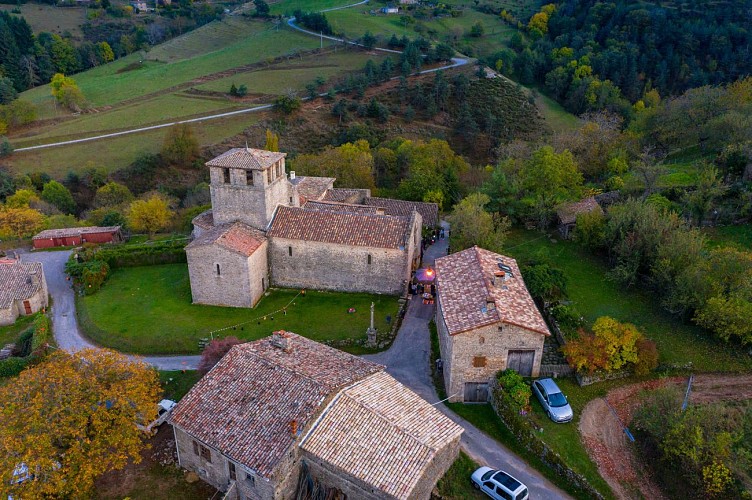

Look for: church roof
[185,222,266,257]
[191,210,214,231]
[364,197,439,228]
[323,188,370,204]
[434,246,550,336]
[206,148,286,171]
[304,200,379,215]
[268,206,412,250]
[169,332,383,478]
[291,176,335,202]
[0,260,45,309]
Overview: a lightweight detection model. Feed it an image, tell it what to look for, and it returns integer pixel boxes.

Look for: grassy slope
[436,452,486,499]
[0,4,86,39]
[704,224,752,250]
[504,229,752,372]
[0,314,35,346]
[77,263,399,355]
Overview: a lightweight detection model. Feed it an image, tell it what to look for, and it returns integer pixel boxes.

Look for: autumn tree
[291,140,376,189]
[127,194,174,238]
[4,188,39,208]
[0,206,45,238]
[448,193,510,252]
[264,129,279,152]
[41,180,76,214]
[563,316,650,374]
[0,349,161,498]
[161,123,200,166]
[49,73,86,112]
[198,336,242,374]
[94,182,134,208]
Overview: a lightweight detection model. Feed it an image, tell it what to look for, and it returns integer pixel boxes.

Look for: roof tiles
[292,176,335,202]
[186,222,266,257]
[364,197,439,228]
[206,148,286,171]
[556,197,603,225]
[33,226,121,240]
[0,260,44,309]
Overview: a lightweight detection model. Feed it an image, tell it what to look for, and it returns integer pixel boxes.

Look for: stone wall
[0,306,16,326]
[407,434,461,500]
[186,242,269,308]
[173,425,232,492]
[0,275,48,327]
[301,453,384,500]
[436,307,545,403]
[269,238,409,295]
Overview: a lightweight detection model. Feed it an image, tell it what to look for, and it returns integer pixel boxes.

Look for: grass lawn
[0,314,35,346]
[159,370,203,401]
[504,228,752,373]
[436,451,486,499]
[0,4,87,39]
[77,263,400,355]
[269,0,355,16]
[703,224,752,250]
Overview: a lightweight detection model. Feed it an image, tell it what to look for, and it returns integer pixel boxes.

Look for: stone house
[0,258,48,326]
[169,331,463,500]
[434,247,550,403]
[187,147,436,306]
[555,197,603,239]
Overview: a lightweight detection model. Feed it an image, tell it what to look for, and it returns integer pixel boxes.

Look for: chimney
[271,330,292,352]
[486,297,495,312]
[290,419,298,437]
[289,171,296,180]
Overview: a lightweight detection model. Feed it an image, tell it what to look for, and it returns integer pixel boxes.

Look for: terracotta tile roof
[0,260,44,309]
[556,197,603,225]
[268,206,412,250]
[206,148,286,171]
[33,226,121,240]
[435,247,549,336]
[191,210,214,231]
[185,222,266,257]
[169,332,382,477]
[323,188,370,204]
[301,371,463,499]
[291,176,335,202]
[304,200,379,215]
[364,197,439,228]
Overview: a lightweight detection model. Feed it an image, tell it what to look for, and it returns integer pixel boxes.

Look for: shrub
[198,337,242,374]
[30,314,52,354]
[563,316,651,375]
[634,337,659,375]
[65,258,111,294]
[549,304,584,338]
[496,369,531,412]
[0,357,28,378]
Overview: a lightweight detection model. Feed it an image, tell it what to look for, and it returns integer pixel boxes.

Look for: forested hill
[519,0,752,114]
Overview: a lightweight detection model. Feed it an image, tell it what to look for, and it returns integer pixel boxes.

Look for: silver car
[471,467,529,500]
[532,378,574,423]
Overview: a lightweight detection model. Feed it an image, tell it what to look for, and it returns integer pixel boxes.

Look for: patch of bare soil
[580,374,752,499]
[94,425,217,500]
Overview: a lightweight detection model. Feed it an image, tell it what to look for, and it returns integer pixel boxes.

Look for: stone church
[186,147,437,307]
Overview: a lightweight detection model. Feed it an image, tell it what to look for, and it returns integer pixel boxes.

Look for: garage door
[507,350,535,376]
[464,382,489,402]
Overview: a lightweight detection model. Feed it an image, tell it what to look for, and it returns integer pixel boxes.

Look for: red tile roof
[191,210,214,231]
[556,197,603,225]
[301,371,463,499]
[185,222,266,257]
[169,332,383,477]
[0,260,45,309]
[364,197,439,228]
[323,188,370,204]
[268,206,412,250]
[291,176,335,202]
[33,226,121,240]
[206,148,286,170]
[435,247,549,336]
[304,200,379,215]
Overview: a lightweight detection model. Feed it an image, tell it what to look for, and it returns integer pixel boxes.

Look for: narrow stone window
[289,197,293,204]
[216,263,221,276]
[192,441,199,456]
[473,356,487,368]
[288,246,293,256]
[229,462,236,480]
[246,472,255,487]
[246,170,254,186]
[267,168,273,184]
[367,254,372,265]
[223,168,231,184]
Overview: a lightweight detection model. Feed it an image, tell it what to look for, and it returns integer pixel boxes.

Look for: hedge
[30,314,52,354]
[0,356,28,378]
[94,240,186,268]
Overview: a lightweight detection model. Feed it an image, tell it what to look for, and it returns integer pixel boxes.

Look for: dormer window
[223,168,231,184]
[246,170,254,186]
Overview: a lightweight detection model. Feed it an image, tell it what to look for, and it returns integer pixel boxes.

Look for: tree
[0,206,45,238]
[563,316,643,373]
[253,0,269,17]
[198,336,242,374]
[5,188,38,208]
[447,193,509,252]
[0,349,161,498]
[161,123,200,166]
[127,195,174,238]
[274,94,301,114]
[396,139,469,206]
[0,77,17,104]
[361,31,376,50]
[94,182,134,208]
[264,129,279,152]
[291,140,375,189]
[41,180,76,214]
[0,136,12,157]
[469,21,485,37]
[49,73,86,111]
[683,162,726,225]
[95,42,114,64]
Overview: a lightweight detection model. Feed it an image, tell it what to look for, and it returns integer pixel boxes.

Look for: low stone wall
[488,378,605,499]
[539,363,574,377]
[575,369,631,386]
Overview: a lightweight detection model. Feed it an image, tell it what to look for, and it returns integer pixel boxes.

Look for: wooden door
[507,350,535,376]
[23,300,32,315]
[464,382,489,402]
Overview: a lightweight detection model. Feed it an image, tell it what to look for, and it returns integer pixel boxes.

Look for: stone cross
[370,302,375,330]
[366,302,377,347]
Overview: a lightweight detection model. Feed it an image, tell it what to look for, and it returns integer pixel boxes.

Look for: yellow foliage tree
[4,188,39,208]
[128,195,174,238]
[0,349,161,498]
[0,206,45,238]
[591,316,641,371]
[265,129,279,152]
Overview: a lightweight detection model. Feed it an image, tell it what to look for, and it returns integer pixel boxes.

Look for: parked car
[532,378,573,423]
[471,466,529,500]
[137,399,177,434]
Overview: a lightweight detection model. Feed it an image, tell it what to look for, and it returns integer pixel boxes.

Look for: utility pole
[320,31,323,49]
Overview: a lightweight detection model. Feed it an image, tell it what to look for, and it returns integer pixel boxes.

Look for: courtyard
[77,263,400,355]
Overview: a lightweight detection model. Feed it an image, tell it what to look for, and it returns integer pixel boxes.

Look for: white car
[137,399,177,434]
[471,466,529,500]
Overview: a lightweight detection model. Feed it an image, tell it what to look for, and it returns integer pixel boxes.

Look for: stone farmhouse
[434,247,550,403]
[186,147,438,307]
[0,258,48,326]
[555,196,603,239]
[169,331,463,500]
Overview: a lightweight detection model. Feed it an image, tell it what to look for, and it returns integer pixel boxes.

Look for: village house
[555,196,603,239]
[169,331,463,500]
[434,247,550,402]
[32,226,123,250]
[186,147,436,307]
[0,258,48,326]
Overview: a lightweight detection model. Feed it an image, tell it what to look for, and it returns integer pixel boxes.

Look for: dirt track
[579,374,752,499]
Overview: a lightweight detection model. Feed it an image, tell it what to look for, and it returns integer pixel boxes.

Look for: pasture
[0,4,87,40]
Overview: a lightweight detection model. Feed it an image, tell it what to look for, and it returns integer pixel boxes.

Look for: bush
[549,304,584,338]
[65,258,111,294]
[496,369,531,413]
[634,337,659,375]
[0,357,28,378]
[30,314,52,354]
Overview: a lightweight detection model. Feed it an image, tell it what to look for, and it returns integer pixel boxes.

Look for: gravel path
[21,250,201,370]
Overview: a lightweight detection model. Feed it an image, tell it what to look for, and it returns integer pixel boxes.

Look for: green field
[0,4,87,39]
[704,224,752,250]
[504,229,752,372]
[268,0,355,16]
[77,263,400,355]
[436,452,486,499]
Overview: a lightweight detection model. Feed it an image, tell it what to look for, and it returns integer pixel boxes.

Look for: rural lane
[21,249,201,370]
[364,224,572,500]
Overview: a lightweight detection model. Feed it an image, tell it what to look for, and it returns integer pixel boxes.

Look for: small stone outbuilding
[32,226,123,249]
[555,197,603,239]
[0,258,48,326]
[434,247,550,403]
[169,331,463,500]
